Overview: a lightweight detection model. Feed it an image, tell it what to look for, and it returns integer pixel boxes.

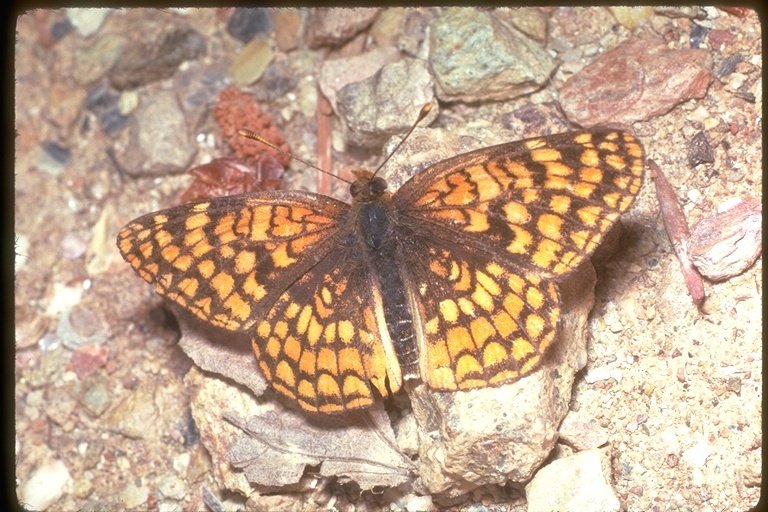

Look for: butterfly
[117,108,644,413]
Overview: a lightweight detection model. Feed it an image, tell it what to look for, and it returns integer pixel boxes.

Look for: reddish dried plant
[213,87,291,168]
[180,156,285,203]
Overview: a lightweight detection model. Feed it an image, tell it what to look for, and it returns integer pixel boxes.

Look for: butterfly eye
[370,177,388,196]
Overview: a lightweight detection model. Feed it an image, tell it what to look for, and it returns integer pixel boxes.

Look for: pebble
[37,141,71,176]
[73,33,127,86]
[429,8,555,102]
[66,8,110,37]
[80,379,112,417]
[57,305,108,349]
[526,449,619,512]
[103,384,159,438]
[230,37,274,86]
[560,36,713,126]
[684,439,713,467]
[305,8,380,48]
[21,459,72,511]
[226,8,273,43]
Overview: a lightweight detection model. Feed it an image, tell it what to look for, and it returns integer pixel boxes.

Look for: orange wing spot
[219,245,235,259]
[179,277,199,298]
[457,297,476,316]
[503,291,524,319]
[580,148,600,166]
[439,299,460,323]
[296,305,312,335]
[234,250,257,274]
[493,310,516,337]
[473,167,502,200]
[271,243,297,268]
[522,188,540,203]
[446,326,475,358]
[520,355,541,374]
[290,232,322,255]
[525,286,545,310]
[572,181,597,199]
[274,320,288,339]
[424,316,439,335]
[525,313,545,339]
[544,175,569,190]
[307,315,323,346]
[283,334,302,362]
[573,132,593,145]
[504,201,530,224]
[444,173,476,206]
[243,273,267,301]
[482,341,508,367]
[577,205,602,226]
[323,322,337,343]
[532,238,561,270]
[511,336,535,360]
[256,320,271,338]
[139,241,154,260]
[272,217,303,237]
[475,270,501,296]
[258,360,272,381]
[275,360,296,387]
[605,154,626,170]
[549,195,571,215]
[317,373,341,397]
[537,330,556,354]
[489,370,519,385]
[427,340,451,369]
[197,259,216,279]
[211,272,235,299]
[507,226,533,255]
[544,161,573,176]
[599,141,620,153]
[160,244,179,262]
[338,319,355,343]
[185,212,211,230]
[429,258,448,278]
[342,375,370,401]
[414,190,441,207]
[172,253,193,272]
[485,262,504,276]
[339,347,364,375]
[470,317,495,346]
[603,192,621,209]
[471,285,494,312]
[432,208,466,224]
[580,166,603,183]
[537,213,564,241]
[570,230,591,250]
[249,206,273,241]
[455,354,483,382]
[430,367,458,390]
[465,209,490,232]
[299,351,316,375]
[297,379,315,400]
[191,238,214,258]
[223,292,251,323]
[454,262,472,291]
[531,147,562,162]
[266,336,282,359]
[317,347,338,373]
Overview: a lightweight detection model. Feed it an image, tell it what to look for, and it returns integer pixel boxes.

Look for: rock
[428,8,555,103]
[21,459,72,511]
[526,448,620,512]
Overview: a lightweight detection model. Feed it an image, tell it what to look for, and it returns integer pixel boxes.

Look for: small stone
[727,376,742,394]
[272,9,303,52]
[687,131,715,166]
[70,344,109,380]
[103,384,159,438]
[57,305,107,349]
[120,482,150,509]
[110,28,207,90]
[560,36,712,126]
[157,474,188,501]
[80,379,112,417]
[318,46,400,112]
[230,37,274,86]
[305,8,380,49]
[429,8,555,102]
[38,141,71,175]
[21,459,72,511]
[227,8,273,43]
[608,6,653,29]
[559,413,609,450]
[689,197,762,280]
[684,439,712,467]
[526,449,620,512]
[73,33,127,86]
[66,8,110,37]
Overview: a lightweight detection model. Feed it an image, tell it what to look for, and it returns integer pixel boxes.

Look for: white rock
[21,460,72,511]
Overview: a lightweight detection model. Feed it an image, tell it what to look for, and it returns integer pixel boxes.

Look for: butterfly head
[350,169,389,203]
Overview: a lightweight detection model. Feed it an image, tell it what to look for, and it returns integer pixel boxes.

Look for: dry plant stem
[317,84,334,197]
[648,159,706,304]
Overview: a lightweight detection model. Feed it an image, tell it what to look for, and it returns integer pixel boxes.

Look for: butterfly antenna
[237,129,353,185]
[372,104,433,178]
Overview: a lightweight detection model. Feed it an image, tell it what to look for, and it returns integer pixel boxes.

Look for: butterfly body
[118,129,644,413]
